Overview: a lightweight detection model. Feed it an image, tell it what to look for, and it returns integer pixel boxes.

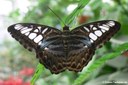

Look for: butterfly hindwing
[8,23,61,51]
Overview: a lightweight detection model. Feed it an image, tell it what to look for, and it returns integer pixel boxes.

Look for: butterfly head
[63,26,70,32]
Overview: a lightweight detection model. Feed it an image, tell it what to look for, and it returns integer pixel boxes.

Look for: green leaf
[114,42,128,52]
[73,43,128,85]
[65,0,90,25]
[30,63,45,85]
[9,9,20,19]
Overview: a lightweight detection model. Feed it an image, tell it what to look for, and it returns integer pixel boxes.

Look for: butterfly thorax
[63,26,70,31]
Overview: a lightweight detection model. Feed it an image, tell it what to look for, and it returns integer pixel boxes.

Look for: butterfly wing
[8,23,67,74]
[71,20,120,48]
[8,23,61,51]
[67,20,120,72]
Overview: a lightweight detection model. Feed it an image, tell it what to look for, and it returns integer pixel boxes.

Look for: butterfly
[8,20,120,74]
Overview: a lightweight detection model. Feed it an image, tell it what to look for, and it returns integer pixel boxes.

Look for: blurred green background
[0,0,128,85]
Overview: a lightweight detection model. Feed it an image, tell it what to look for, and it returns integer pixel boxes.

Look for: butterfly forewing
[71,20,120,48]
[8,23,61,51]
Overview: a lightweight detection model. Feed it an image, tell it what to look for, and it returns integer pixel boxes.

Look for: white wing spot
[34,29,39,32]
[44,47,49,50]
[99,25,109,31]
[37,26,41,31]
[38,41,42,45]
[21,27,28,31]
[42,28,48,34]
[25,32,30,36]
[103,24,109,28]
[101,29,106,33]
[21,28,32,34]
[90,39,94,43]
[107,21,115,27]
[14,24,23,30]
[84,45,88,48]
[38,26,41,29]
[90,25,93,28]
[29,33,37,40]
[89,33,97,41]
[34,35,43,43]
[93,27,97,30]
[94,30,102,37]
[83,27,89,32]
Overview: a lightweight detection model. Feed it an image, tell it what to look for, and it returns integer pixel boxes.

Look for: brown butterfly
[8,20,120,74]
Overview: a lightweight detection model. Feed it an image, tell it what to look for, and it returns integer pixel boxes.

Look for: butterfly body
[8,20,120,74]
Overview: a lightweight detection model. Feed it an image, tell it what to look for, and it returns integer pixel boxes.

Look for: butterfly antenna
[48,6,66,26]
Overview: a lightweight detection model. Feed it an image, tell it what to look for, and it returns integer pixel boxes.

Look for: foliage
[31,63,45,85]
[65,0,90,25]
[73,43,128,85]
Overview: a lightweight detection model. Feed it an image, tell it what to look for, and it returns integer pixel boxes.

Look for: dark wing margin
[8,23,61,52]
[36,50,67,74]
[71,20,121,48]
